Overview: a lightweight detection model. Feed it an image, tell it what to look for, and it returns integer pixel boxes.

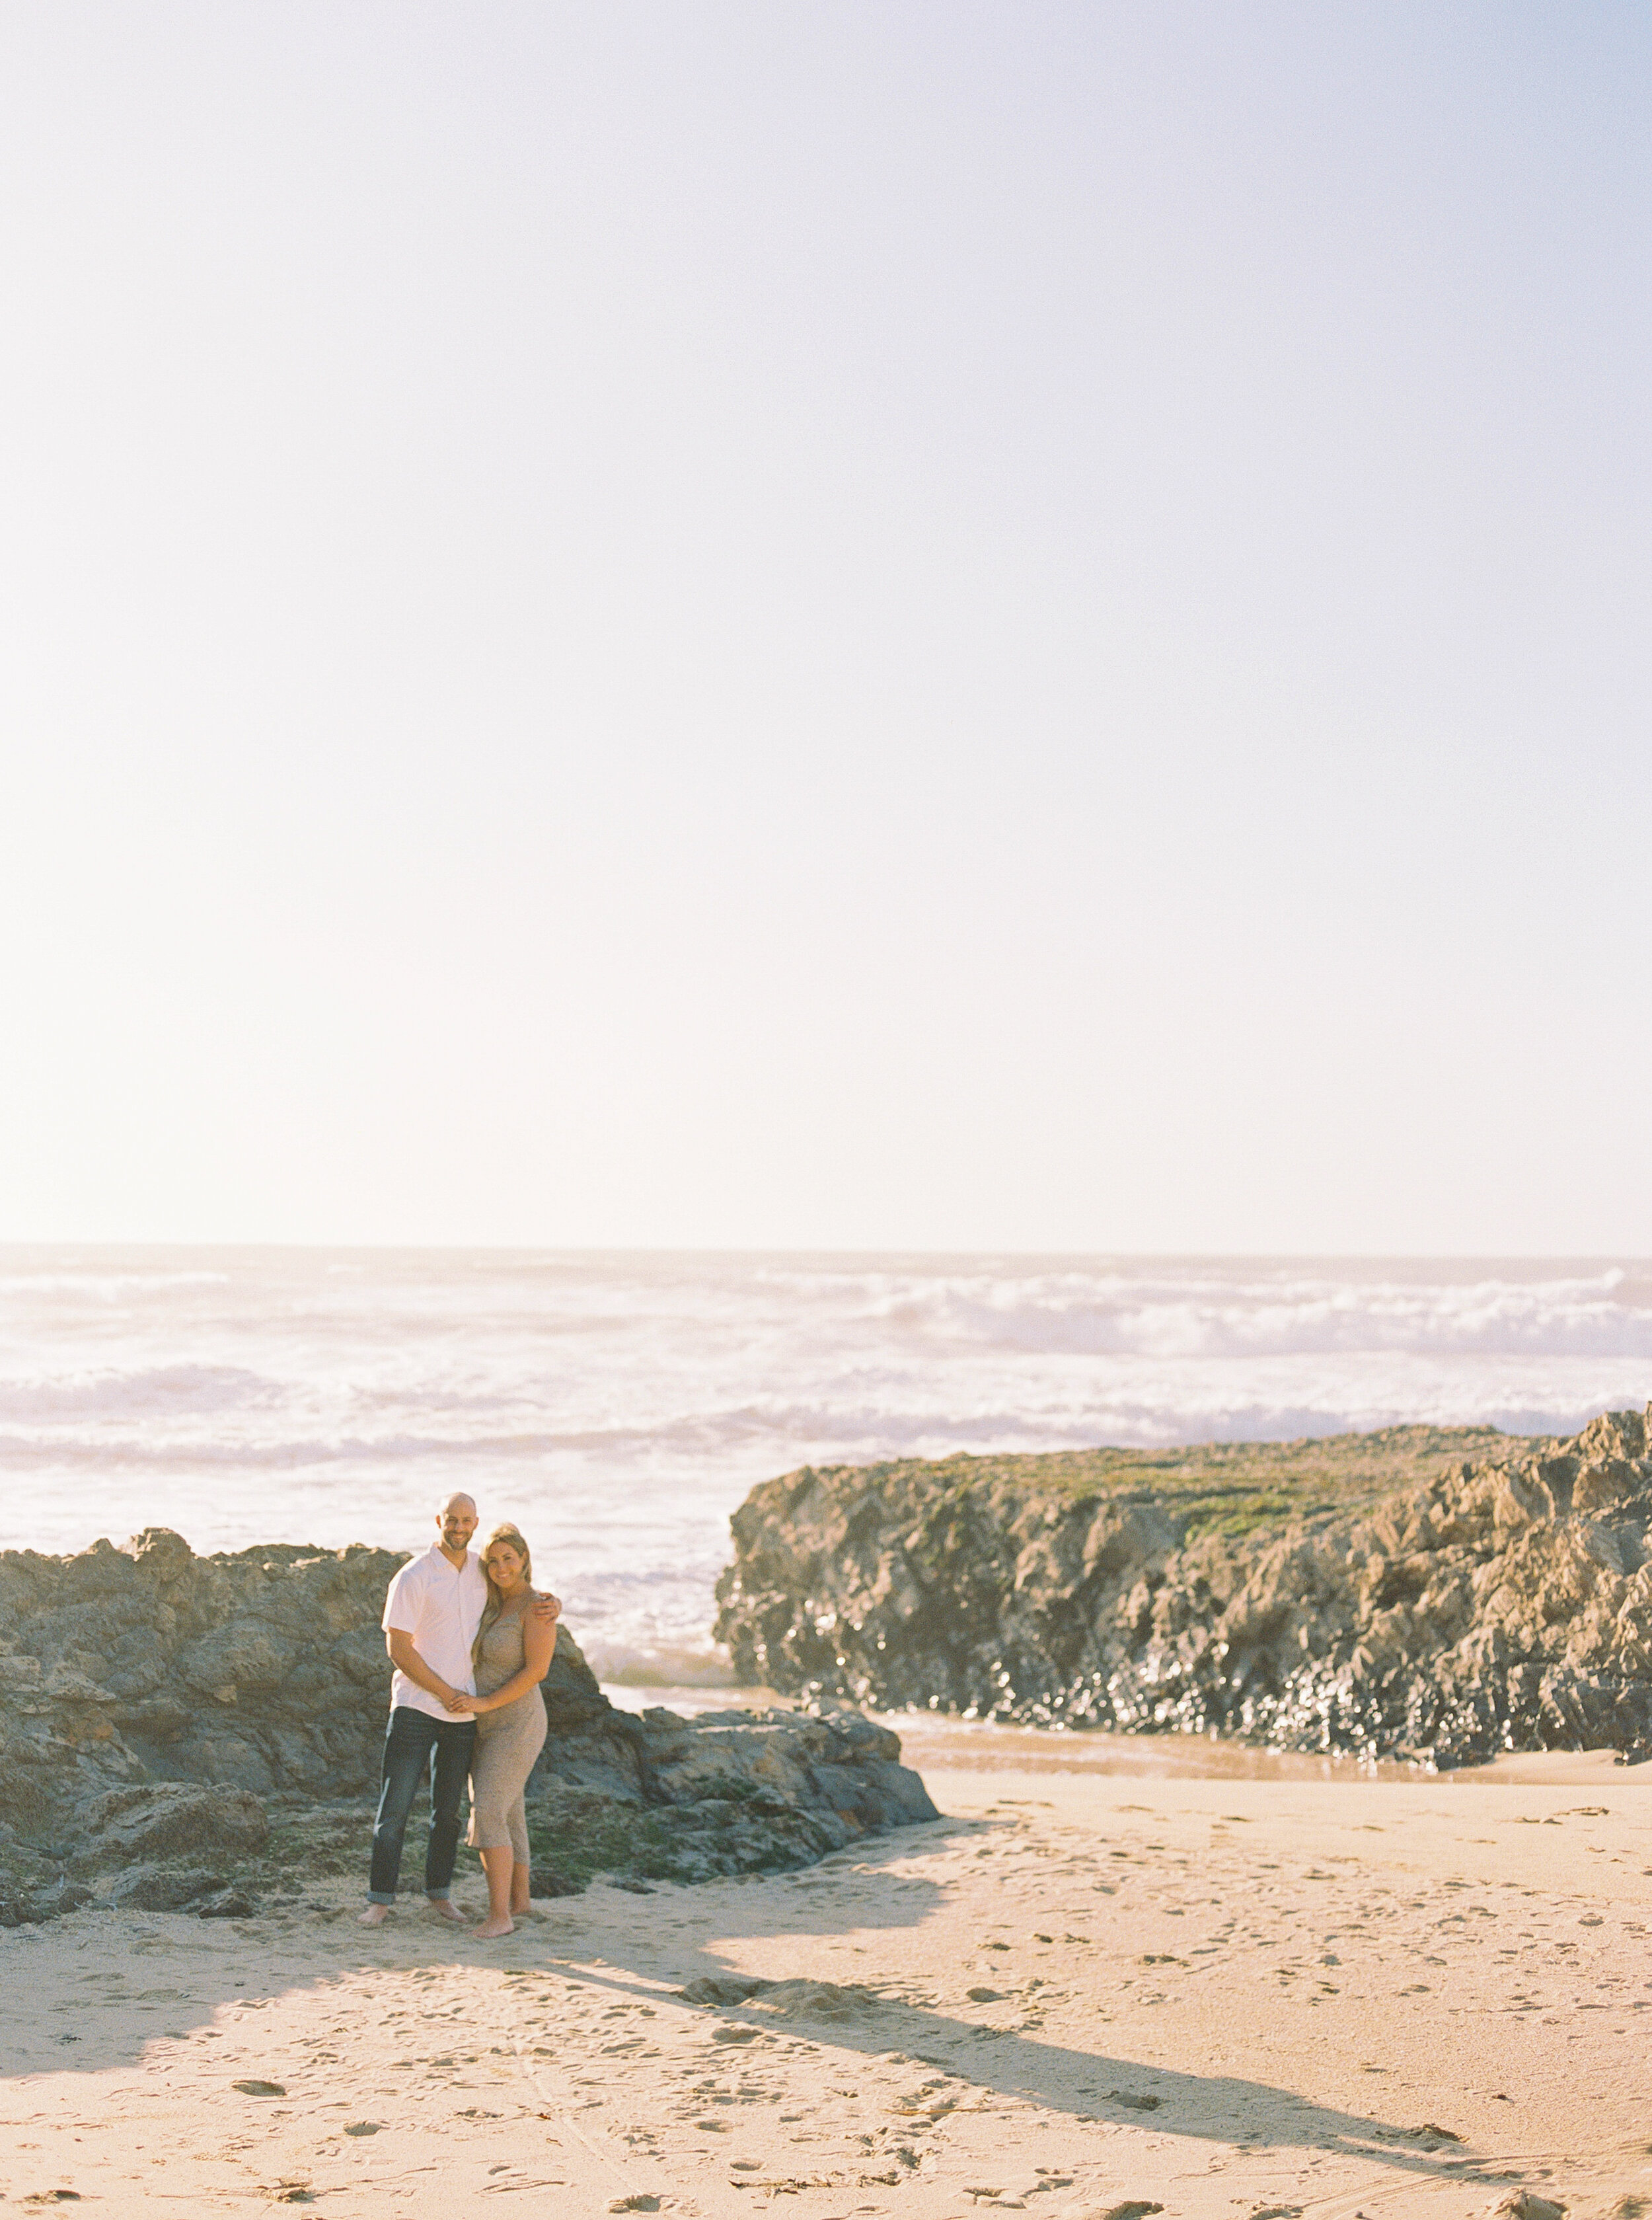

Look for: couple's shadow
[523,1813,1475,2182]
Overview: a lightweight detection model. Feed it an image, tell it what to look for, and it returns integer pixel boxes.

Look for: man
[361,1491,559,1926]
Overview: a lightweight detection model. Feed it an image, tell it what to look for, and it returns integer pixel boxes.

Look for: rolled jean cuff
[425,1887,451,1901]
[366,1890,395,1905]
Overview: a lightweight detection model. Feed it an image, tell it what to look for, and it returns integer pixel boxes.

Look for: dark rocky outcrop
[714,1406,1652,1771]
[0,1533,935,1925]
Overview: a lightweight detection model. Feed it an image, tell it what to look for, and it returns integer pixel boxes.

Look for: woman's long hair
[472,1521,534,1667]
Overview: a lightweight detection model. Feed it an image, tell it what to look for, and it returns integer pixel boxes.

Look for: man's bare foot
[358,1903,391,1926]
[427,1897,469,1923]
[474,1914,515,1938]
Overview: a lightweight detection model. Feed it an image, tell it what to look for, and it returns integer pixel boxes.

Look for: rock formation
[0,1531,934,1925]
[714,1407,1652,1770]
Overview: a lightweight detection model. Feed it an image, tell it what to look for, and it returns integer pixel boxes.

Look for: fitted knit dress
[465,1604,549,1862]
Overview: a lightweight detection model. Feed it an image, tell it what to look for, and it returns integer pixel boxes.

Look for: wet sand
[3,1737,1647,2217]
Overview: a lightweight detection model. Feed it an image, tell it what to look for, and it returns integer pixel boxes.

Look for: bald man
[361,1493,558,1925]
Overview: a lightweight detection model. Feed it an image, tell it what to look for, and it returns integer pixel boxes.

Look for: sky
[1,3,1648,1254]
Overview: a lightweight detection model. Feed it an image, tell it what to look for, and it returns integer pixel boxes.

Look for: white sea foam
[0,1249,1646,1675]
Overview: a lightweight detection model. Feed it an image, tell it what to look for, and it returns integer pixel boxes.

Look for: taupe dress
[465,1603,548,1861]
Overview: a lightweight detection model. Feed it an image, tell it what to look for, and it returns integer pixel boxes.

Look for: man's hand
[388,1628,476,1713]
[532,1591,561,1623]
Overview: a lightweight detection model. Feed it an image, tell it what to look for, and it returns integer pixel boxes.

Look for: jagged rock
[0,1531,936,1920]
[75,1784,270,1870]
[525,1706,937,1890]
[629,1705,936,1827]
[714,1406,1652,1769]
[3,1874,94,1927]
[194,1886,257,1918]
[106,1862,229,1912]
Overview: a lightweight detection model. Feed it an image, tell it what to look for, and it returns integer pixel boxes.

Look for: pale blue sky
[1,4,1647,1249]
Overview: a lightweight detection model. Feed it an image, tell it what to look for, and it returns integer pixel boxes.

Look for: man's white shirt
[381,1544,488,1722]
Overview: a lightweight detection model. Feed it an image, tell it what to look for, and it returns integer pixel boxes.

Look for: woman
[461,1521,556,1937]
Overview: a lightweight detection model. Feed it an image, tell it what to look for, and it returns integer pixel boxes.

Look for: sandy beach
[3,1736,1646,2219]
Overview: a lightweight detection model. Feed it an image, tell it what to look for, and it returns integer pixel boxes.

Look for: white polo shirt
[382,1544,488,1722]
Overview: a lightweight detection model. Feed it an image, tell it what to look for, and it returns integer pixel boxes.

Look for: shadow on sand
[5,1811,1467,2186]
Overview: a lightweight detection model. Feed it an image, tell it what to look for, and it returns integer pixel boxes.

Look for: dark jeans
[367,1705,477,1903]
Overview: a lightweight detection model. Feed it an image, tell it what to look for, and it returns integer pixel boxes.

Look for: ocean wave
[0,1365,279,1424]
[829,1268,1652,1360]
[0,1425,583,1470]
[0,1270,231,1299]
[0,1387,1635,1476]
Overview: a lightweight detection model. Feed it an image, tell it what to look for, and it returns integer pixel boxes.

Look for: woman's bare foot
[427,1898,469,1924]
[358,1903,391,1926]
[474,1914,515,1938]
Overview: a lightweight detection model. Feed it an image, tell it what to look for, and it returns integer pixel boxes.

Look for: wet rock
[716,1406,1652,1769]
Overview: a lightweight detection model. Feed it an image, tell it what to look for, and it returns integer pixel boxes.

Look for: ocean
[1,1248,1648,1683]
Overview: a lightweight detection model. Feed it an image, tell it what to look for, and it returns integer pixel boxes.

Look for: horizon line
[0,1241,1648,1266]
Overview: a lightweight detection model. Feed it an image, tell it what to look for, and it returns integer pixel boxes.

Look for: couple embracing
[361,1491,559,1938]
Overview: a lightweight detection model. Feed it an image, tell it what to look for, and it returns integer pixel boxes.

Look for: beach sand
[3,1740,1647,2219]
